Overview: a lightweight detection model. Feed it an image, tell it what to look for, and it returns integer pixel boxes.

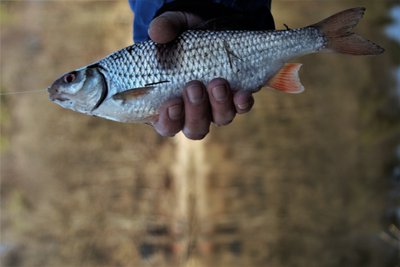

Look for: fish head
[48,65,107,114]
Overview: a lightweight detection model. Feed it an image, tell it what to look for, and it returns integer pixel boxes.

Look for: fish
[47,7,384,123]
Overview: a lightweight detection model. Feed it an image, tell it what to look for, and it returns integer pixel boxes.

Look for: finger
[233,91,255,114]
[148,11,203,44]
[182,81,211,140]
[153,98,184,137]
[207,78,236,126]
[148,11,185,44]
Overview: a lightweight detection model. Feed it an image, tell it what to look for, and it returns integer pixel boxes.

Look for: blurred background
[1,0,399,266]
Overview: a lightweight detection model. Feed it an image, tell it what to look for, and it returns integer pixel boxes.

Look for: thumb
[148,11,204,44]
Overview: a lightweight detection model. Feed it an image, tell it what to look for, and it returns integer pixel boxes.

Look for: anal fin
[267,63,304,94]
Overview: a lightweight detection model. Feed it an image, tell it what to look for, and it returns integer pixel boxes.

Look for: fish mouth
[49,94,69,102]
[48,87,69,102]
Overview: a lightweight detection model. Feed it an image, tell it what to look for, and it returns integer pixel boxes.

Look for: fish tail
[312,7,384,55]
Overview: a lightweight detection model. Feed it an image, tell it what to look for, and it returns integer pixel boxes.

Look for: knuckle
[212,101,235,121]
[154,122,181,137]
[155,127,173,137]
[161,130,179,137]
[215,118,234,127]
[214,112,235,126]
[183,127,209,140]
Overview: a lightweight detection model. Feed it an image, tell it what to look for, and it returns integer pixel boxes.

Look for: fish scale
[48,8,384,123]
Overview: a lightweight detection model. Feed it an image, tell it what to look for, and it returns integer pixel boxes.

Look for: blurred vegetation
[1,0,399,267]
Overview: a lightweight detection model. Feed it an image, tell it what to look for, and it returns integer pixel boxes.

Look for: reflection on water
[1,1,400,267]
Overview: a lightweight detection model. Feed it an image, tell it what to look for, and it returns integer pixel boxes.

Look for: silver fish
[48,7,384,123]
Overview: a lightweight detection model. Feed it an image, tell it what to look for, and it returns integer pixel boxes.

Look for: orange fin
[267,63,304,94]
[112,86,153,102]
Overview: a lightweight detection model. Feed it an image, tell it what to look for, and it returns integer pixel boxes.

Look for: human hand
[149,11,255,140]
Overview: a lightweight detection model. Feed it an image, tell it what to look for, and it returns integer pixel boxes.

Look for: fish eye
[63,72,76,84]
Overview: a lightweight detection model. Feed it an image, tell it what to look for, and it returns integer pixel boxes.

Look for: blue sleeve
[128,0,172,43]
[129,0,272,43]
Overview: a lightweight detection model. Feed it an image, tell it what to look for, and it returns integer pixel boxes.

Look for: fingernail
[237,102,250,110]
[168,104,183,120]
[211,85,228,102]
[187,84,204,104]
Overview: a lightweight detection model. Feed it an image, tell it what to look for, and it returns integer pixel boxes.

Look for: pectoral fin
[112,87,153,101]
[267,63,304,94]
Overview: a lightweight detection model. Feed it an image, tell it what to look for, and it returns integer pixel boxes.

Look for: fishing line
[0,89,47,96]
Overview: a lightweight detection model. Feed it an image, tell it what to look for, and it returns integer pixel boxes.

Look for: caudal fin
[313,7,384,55]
